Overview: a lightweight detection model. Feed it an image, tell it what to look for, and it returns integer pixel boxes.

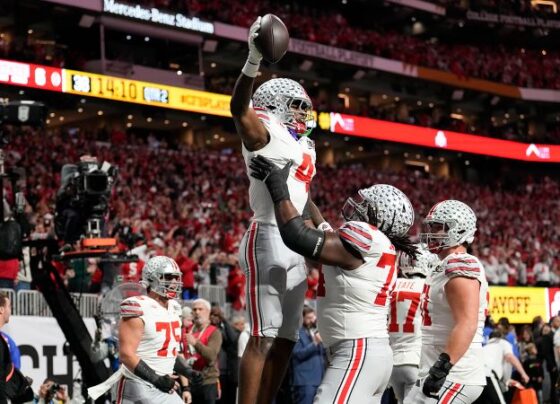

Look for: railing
[198,284,226,308]
[3,287,233,319]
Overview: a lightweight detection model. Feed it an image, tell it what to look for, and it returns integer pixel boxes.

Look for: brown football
[254,14,290,64]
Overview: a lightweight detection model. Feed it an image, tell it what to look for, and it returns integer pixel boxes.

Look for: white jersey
[242,109,316,225]
[389,277,425,366]
[420,252,488,385]
[120,295,182,380]
[317,221,397,348]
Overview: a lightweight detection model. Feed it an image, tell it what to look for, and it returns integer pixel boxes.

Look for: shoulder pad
[338,221,384,257]
[444,253,482,280]
[170,300,182,317]
[120,296,144,318]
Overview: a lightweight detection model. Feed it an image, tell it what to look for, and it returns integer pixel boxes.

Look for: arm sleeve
[120,297,144,318]
[338,221,378,257]
[444,256,482,280]
[194,329,222,363]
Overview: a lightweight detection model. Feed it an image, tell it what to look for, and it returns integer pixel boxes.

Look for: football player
[405,201,488,404]
[249,155,417,404]
[117,256,186,404]
[389,246,439,403]
[230,16,327,404]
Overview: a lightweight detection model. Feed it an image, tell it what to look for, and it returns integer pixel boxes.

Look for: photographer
[33,379,68,404]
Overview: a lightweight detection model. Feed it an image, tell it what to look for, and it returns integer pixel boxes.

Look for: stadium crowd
[1,0,559,89]
[0,126,558,298]
[185,0,560,89]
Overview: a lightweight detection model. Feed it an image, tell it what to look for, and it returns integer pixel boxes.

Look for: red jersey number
[388,290,421,333]
[155,321,181,357]
[295,153,315,192]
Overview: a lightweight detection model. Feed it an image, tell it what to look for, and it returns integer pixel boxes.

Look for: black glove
[189,369,204,388]
[152,374,176,393]
[422,352,453,398]
[249,155,292,204]
[134,359,176,393]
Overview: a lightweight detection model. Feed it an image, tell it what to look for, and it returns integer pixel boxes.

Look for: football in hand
[254,14,290,64]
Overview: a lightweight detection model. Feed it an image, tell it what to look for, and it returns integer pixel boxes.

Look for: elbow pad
[279,216,325,260]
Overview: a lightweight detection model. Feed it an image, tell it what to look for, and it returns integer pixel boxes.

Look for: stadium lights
[146,117,152,122]
[213,134,219,139]
[59,116,64,121]
[78,108,83,113]
[27,29,33,35]
[177,70,183,76]
[144,36,150,42]
[210,62,216,68]
[126,35,131,40]
[358,146,364,152]
[465,160,470,166]
[384,150,389,155]
[127,115,133,120]
[19,90,24,95]
[46,119,50,124]
[450,113,464,120]
[164,119,169,125]
[324,141,330,147]
[97,110,103,116]
[182,122,188,127]
[126,122,132,128]
[49,112,55,117]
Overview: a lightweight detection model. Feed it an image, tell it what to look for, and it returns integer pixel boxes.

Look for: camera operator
[33,379,68,404]
[55,155,117,246]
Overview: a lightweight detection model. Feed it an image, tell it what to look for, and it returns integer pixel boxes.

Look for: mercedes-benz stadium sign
[103,0,215,34]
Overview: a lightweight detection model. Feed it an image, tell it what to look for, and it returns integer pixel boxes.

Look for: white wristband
[242,58,261,78]
[318,222,334,232]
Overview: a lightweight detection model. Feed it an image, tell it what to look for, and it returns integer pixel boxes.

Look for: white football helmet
[398,244,439,278]
[420,200,477,252]
[341,184,415,237]
[141,256,182,299]
[252,78,314,136]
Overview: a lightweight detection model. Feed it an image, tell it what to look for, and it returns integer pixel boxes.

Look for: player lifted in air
[230,16,326,404]
[250,154,417,404]
[405,201,488,404]
[389,246,439,403]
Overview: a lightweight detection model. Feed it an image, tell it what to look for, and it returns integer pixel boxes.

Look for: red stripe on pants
[337,338,365,404]
[116,377,125,404]
[441,383,462,404]
[247,222,260,336]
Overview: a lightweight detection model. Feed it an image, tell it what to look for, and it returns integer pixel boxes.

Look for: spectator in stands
[523,343,544,403]
[0,258,19,289]
[210,305,240,404]
[518,325,535,363]
[184,298,222,404]
[498,317,521,359]
[538,323,559,404]
[234,316,249,360]
[290,306,326,404]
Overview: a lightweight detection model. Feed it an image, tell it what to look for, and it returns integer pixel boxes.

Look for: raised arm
[230,17,269,151]
[250,156,362,270]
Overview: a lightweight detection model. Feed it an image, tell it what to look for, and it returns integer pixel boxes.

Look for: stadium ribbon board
[2,58,560,162]
[488,286,547,324]
[63,69,231,117]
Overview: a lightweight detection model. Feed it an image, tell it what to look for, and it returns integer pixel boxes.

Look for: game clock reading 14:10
[69,71,169,105]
